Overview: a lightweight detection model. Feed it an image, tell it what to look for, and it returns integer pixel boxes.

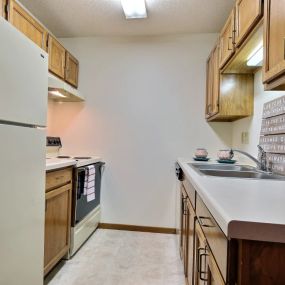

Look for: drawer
[182,178,196,209]
[196,194,228,282]
[46,168,73,191]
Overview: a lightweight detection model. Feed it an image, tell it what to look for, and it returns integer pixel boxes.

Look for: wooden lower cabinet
[180,175,285,285]
[180,185,196,285]
[44,168,73,276]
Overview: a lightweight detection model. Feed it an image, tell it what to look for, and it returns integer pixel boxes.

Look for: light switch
[241,132,249,144]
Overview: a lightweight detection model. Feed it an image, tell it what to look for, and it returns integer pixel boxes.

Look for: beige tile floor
[45,229,185,285]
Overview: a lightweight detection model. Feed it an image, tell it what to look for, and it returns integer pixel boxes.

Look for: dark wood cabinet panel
[237,240,285,285]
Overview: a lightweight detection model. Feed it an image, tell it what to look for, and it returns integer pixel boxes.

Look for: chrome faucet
[230,145,269,172]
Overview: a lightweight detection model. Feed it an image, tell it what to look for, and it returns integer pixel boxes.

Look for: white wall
[232,70,284,163]
[47,34,232,228]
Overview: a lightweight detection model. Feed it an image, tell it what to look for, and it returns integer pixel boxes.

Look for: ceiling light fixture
[49,90,67,98]
[121,0,147,19]
[247,42,263,67]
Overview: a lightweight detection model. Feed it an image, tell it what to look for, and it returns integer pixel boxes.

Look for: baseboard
[98,223,176,234]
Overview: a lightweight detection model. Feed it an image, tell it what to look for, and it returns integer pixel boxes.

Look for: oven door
[72,162,104,226]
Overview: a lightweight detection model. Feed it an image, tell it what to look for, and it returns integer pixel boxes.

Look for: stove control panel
[46,137,62,147]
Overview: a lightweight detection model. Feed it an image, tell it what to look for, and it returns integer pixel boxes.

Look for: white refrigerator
[0,18,48,285]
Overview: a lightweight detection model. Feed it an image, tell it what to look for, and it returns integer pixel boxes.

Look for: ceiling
[19,0,235,37]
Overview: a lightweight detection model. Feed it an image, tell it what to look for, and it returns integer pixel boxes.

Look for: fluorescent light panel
[49,90,66,98]
[247,41,263,67]
[121,0,147,19]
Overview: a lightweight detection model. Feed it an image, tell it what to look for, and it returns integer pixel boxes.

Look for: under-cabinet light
[49,90,66,98]
[121,0,147,19]
[247,44,263,67]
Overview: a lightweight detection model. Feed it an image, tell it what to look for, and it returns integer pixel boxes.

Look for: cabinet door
[1,0,6,18]
[44,184,72,275]
[207,252,225,285]
[211,45,220,115]
[263,0,285,83]
[65,52,79,88]
[186,199,196,285]
[194,221,208,285]
[181,187,188,273]
[206,54,214,118]
[8,0,47,50]
[48,35,66,79]
[206,45,219,118]
[219,10,235,68]
[235,0,263,47]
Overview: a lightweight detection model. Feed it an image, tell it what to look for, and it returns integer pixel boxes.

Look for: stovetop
[46,137,101,167]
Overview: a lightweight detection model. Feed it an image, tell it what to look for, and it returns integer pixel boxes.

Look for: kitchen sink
[189,163,255,172]
[189,163,285,180]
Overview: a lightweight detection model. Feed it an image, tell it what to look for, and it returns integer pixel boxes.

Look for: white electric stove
[46,137,105,257]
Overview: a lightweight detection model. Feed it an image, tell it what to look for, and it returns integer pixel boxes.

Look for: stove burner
[57,155,71,159]
[73,156,92,160]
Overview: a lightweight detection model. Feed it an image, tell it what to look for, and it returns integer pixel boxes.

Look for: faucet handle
[257,145,265,154]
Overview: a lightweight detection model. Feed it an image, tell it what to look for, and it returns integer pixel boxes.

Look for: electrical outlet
[241,132,249,144]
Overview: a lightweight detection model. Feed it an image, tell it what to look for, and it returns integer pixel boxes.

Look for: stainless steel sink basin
[200,169,285,180]
[189,163,285,180]
[189,163,255,172]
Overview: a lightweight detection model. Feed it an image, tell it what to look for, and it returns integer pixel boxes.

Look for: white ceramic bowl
[195,148,208,158]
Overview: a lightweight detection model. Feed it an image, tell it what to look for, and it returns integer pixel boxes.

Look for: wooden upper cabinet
[206,45,220,119]
[263,0,285,86]
[48,35,66,79]
[65,52,79,88]
[1,0,6,18]
[219,9,235,68]
[8,0,47,50]
[235,0,263,47]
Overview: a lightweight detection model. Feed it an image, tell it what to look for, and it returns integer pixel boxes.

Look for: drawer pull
[55,176,64,180]
[199,216,215,228]
[197,247,208,281]
[227,36,233,51]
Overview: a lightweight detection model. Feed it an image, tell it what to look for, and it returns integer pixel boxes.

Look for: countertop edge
[46,160,77,171]
[228,221,285,243]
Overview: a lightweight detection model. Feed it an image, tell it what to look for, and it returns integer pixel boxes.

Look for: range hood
[48,73,84,102]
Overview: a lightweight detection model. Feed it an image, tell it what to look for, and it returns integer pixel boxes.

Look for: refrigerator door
[0,124,45,285]
[0,18,48,127]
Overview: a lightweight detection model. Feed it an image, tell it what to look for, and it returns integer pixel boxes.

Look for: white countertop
[46,158,77,171]
[178,158,285,243]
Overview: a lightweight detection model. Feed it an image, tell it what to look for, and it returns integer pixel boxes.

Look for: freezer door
[0,18,48,127]
[0,124,45,285]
